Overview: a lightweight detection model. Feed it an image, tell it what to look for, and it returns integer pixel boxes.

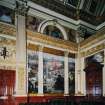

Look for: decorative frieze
[81,43,105,57]
[0,22,77,53]
[80,33,105,49]
[27,30,78,53]
[0,22,105,57]
[0,22,16,36]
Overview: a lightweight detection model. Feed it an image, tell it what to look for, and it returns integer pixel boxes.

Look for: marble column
[38,46,44,96]
[16,14,27,95]
[64,51,69,95]
[15,0,28,96]
[75,30,85,96]
[103,49,105,96]
[80,57,86,95]
[75,44,83,95]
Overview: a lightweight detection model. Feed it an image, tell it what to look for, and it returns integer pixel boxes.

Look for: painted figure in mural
[54,75,64,91]
[28,17,37,31]
[69,71,75,94]
[27,16,42,31]
[44,26,63,39]
[28,80,34,93]
[34,81,38,92]
[0,6,12,23]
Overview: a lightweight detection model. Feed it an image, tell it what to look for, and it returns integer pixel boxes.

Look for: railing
[19,99,105,105]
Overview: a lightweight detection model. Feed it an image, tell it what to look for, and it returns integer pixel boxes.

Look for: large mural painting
[43,53,64,93]
[43,25,63,39]
[68,57,75,95]
[27,50,75,94]
[27,15,43,32]
[28,50,38,93]
[0,5,15,24]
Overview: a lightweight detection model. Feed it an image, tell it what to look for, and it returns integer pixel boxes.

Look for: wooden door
[0,70,15,105]
[85,62,103,97]
[86,70,102,97]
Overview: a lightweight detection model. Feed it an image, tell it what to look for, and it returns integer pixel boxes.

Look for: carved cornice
[79,28,105,57]
[27,30,78,53]
[0,22,77,53]
[0,22,16,36]
[0,22,105,57]
[27,43,39,51]
[81,43,105,57]
[80,31,105,49]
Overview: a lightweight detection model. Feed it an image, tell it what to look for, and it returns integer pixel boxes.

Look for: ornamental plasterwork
[80,43,105,57]
[27,30,78,53]
[0,22,77,53]
[0,22,16,36]
[0,22,104,56]
[0,36,16,66]
[80,33,105,49]
[18,67,25,90]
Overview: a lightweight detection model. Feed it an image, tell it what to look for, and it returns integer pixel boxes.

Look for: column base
[14,89,27,96]
[37,94,44,96]
[75,91,84,96]
[64,94,69,96]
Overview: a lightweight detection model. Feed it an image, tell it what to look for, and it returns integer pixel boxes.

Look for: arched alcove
[38,20,68,40]
[43,25,64,39]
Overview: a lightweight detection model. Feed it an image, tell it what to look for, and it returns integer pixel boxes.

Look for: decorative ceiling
[31,0,105,26]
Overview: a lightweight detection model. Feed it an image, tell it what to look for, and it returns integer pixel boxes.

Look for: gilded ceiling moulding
[0,22,16,36]
[80,32,105,49]
[27,30,78,53]
[80,43,105,57]
[0,22,78,53]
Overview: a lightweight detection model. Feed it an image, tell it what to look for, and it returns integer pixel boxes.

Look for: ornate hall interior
[0,0,105,105]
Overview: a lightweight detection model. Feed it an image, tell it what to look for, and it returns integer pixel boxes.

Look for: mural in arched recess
[38,19,68,40]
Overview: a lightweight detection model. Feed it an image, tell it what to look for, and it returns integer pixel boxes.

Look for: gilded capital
[38,45,43,52]
[64,51,69,57]
[15,0,29,16]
